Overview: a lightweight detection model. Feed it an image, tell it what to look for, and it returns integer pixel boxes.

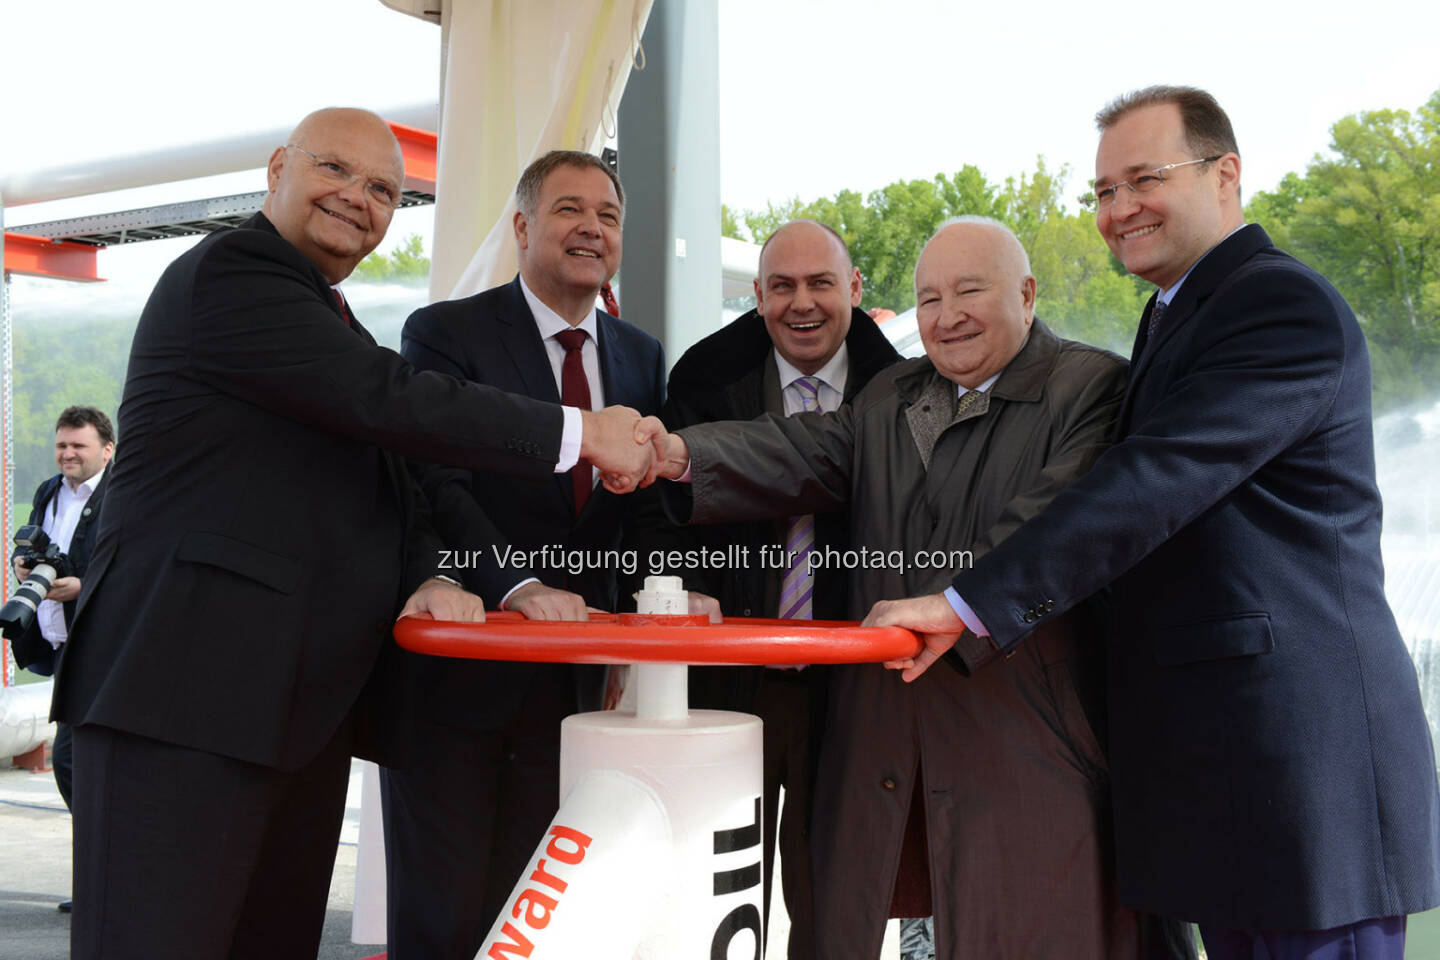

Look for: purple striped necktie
[779,376,823,620]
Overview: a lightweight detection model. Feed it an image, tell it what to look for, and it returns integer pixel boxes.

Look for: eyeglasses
[284,144,402,209]
[1080,156,1222,211]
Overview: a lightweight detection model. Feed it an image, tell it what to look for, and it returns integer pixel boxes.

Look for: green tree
[1247,89,1440,410]
[720,204,745,241]
[735,167,1008,311]
[352,233,430,284]
[11,319,129,501]
[726,158,1145,344]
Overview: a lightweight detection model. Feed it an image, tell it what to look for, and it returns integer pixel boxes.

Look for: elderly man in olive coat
[652,217,1191,959]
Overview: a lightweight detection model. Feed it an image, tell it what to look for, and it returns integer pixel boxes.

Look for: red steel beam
[3,232,102,282]
[389,120,437,195]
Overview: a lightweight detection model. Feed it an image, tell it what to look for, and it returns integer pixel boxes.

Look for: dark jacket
[398,276,666,731]
[9,471,109,675]
[55,213,565,771]
[951,225,1440,928]
[640,306,900,711]
[657,306,899,619]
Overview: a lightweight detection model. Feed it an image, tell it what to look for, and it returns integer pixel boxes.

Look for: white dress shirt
[37,464,105,648]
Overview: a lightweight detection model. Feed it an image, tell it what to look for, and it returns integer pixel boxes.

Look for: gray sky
[3,0,1439,267]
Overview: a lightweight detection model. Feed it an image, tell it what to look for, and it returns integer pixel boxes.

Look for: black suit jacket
[54,214,568,771]
[9,471,109,676]
[643,307,900,709]
[398,277,665,731]
[949,225,1440,928]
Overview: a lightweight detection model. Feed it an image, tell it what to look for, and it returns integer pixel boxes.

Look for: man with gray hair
[649,217,1188,957]
[384,149,666,960]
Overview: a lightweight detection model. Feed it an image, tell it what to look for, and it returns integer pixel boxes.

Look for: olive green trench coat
[680,321,1179,959]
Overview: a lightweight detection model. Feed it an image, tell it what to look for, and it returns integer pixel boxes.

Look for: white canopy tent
[379,0,655,300]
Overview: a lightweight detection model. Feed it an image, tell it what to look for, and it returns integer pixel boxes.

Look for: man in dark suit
[381,150,666,960]
[641,219,899,959]
[52,110,663,960]
[865,86,1440,958]
[10,406,115,822]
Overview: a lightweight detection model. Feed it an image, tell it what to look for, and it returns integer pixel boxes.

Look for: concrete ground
[0,757,382,960]
[0,753,901,960]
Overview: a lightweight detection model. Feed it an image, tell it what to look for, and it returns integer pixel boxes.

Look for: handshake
[579,407,691,493]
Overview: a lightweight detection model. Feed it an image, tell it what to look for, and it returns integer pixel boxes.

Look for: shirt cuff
[555,406,583,473]
[499,577,540,611]
[943,586,990,637]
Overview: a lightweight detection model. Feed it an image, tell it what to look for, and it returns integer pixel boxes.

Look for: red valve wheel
[394,611,922,666]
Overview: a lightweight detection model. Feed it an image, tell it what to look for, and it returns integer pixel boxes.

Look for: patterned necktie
[779,376,823,620]
[953,387,984,422]
[1147,298,1168,337]
[555,328,592,516]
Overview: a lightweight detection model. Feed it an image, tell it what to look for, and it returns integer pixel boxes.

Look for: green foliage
[720,204,744,241]
[11,320,129,501]
[726,87,1440,408]
[737,168,1005,311]
[1247,88,1440,411]
[727,157,1140,349]
[351,233,430,284]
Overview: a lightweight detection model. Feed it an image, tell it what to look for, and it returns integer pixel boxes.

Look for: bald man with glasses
[54,107,663,960]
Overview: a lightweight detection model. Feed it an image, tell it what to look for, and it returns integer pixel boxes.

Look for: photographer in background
[10,405,114,842]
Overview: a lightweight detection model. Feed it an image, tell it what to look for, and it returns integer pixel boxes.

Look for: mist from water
[1377,397,1440,760]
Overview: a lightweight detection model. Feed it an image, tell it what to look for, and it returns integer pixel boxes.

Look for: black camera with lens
[0,525,72,639]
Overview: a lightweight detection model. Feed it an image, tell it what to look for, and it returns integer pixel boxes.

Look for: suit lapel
[348,314,378,346]
[494,280,582,517]
[1119,225,1273,435]
[1118,293,1158,433]
[595,312,629,407]
[494,278,562,404]
[721,363,770,421]
[762,357,785,416]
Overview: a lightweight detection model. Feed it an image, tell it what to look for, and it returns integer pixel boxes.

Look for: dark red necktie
[331,287,350,326]
[555,328,592,515]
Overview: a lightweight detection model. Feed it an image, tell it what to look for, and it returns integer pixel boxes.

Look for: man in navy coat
[862,86,1440,958]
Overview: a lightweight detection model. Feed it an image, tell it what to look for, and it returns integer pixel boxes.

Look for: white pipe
[476,770,669,960]
[632,576,690,721]
[635,664,688,721]
[0,103,438,208]
[0,681,56,757]
[560,709,764,958]
[349,763,388,946]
